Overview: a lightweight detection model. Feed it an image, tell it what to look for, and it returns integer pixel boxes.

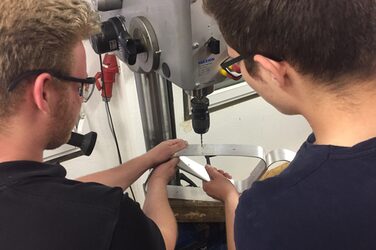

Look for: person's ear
[253,55,287,86]
[32,73,53,114]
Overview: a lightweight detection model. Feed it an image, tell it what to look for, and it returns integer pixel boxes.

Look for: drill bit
[200,134,203,147]
[205,155,211,165]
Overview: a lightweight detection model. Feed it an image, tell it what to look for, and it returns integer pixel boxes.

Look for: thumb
[168,157,179,166]
[205,165,220,180]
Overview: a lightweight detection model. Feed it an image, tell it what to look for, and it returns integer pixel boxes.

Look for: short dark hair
[203,0,376,86]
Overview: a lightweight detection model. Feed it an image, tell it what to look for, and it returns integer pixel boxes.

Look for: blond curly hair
[0,0,100,120]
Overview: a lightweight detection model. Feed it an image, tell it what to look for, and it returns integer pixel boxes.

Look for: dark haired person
[0,0,186,249]
[201,1,376,249]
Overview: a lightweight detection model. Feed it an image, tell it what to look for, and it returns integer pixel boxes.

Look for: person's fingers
[218,169,225,175]
[216,169,231,178]
[205,165,216,180]
[158,158,178,170]
[224,172,232,179]
[205,165,222,180]
[202,181,209,192]
[152,158,178,182]
[205,165,232,179]
[167,138,183,144]
[168,139,188,147]
[166,139,188,155]
[168,157,179,166]
[155,158,178,171]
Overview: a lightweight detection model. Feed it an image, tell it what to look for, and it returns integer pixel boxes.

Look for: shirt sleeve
[109,193,165,250]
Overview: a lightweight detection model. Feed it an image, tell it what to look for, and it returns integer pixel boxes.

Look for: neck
[302,80,376,146]
[0,117,45,163]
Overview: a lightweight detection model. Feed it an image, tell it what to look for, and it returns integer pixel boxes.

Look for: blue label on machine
[198,57,215,65]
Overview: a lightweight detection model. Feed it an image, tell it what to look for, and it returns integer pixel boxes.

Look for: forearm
[76,139,187,190]
[143,179,177,250]
[77,154,153,190]
[224,192,239,250]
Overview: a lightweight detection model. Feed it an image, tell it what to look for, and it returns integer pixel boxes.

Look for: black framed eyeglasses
[220,55,246,70]
[7,69,96,102]
[220,52,284,81]
[220,55,245,81]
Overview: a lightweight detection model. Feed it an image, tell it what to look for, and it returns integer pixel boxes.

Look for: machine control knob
[191,97,210,134]
[207,37,220,55]
[118,30,145,65]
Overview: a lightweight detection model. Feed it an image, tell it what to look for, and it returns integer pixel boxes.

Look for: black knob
[207,37,220,55]
[118,31,145,65]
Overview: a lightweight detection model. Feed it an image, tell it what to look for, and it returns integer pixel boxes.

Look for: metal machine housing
[96,0,228,91]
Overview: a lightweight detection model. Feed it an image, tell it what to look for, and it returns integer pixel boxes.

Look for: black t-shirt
[235,134,376,250]
[0,161,165,250]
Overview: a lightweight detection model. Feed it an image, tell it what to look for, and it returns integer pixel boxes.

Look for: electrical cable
[105,103,116,138]
[83,83,95,103]
[98,54,136,201]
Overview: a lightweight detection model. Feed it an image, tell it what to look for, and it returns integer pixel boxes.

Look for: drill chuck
[191,97,210,134]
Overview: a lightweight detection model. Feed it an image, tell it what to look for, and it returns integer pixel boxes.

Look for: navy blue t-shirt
[0,161,165,250]
[235,134,376,250]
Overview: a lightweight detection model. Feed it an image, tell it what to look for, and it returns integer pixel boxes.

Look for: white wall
[57,41,312,205]
[61,41,149,204]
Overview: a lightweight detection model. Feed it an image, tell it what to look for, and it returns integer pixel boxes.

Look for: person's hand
[148,158,179,186]
[202,165,239,202]
[145,139,187,167]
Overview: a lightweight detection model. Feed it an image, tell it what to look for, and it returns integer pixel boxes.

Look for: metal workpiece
[266,148,297,168]
[178,156,211,181]
[175,144,266,158]
[175,144,266,194]
[169,144,296,200]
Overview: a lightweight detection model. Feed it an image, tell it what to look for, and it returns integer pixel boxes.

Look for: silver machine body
[94,0,228,91]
